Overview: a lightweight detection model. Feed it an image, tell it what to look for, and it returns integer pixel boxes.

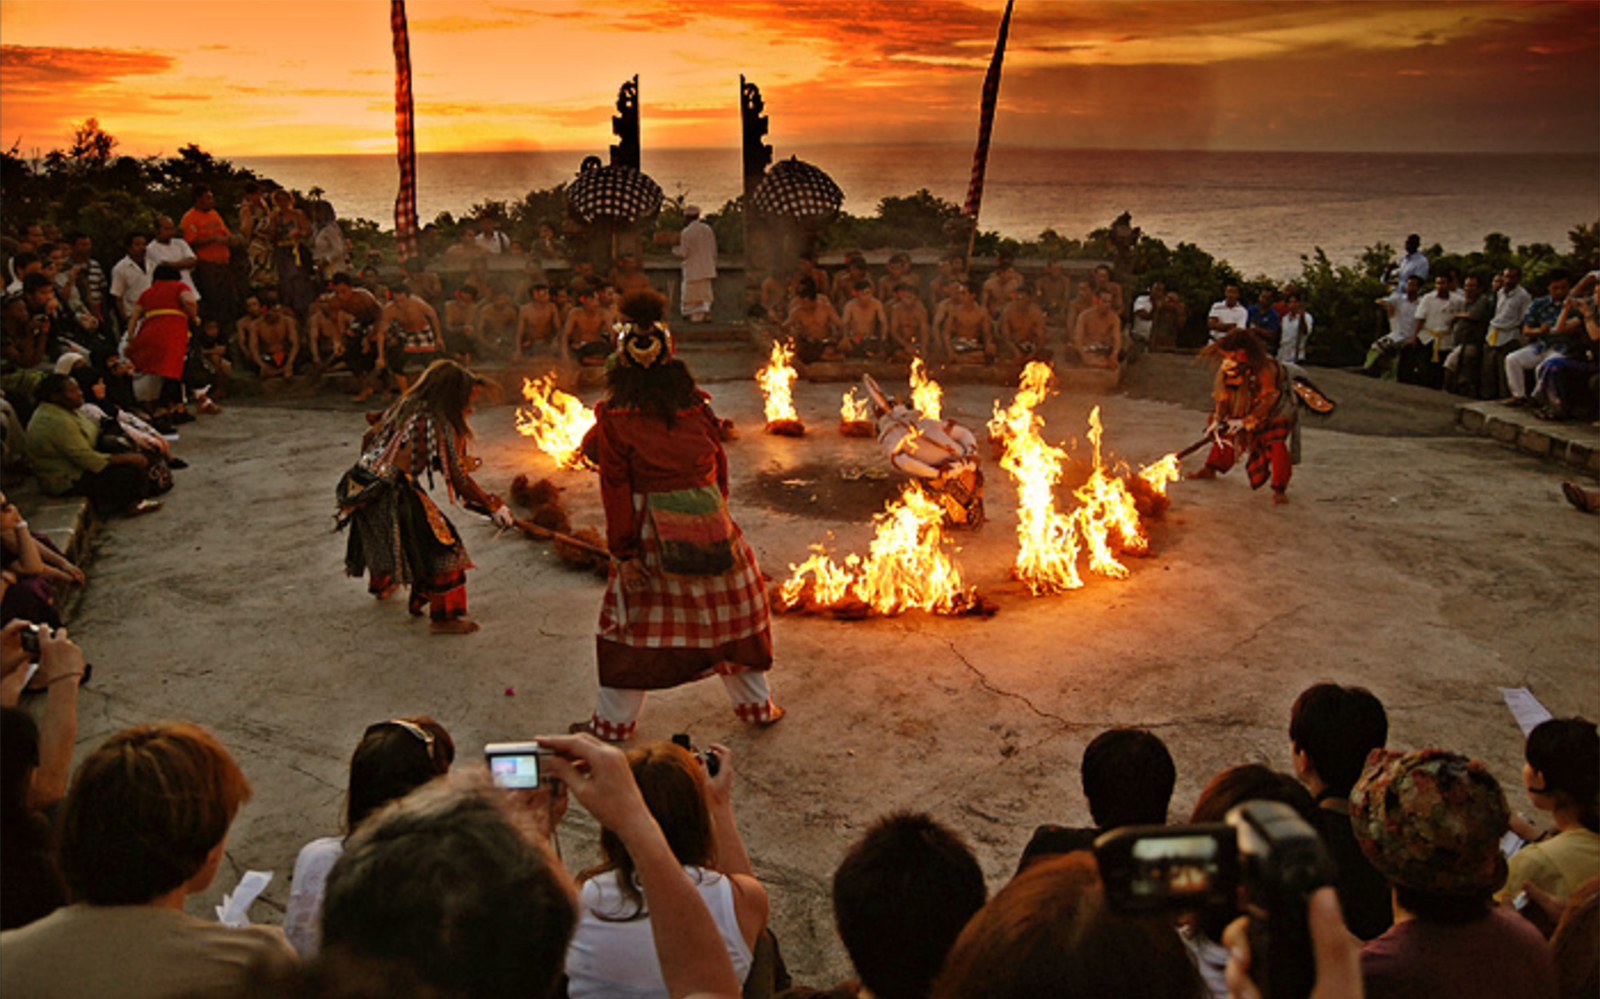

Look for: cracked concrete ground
[57,354,1598,984]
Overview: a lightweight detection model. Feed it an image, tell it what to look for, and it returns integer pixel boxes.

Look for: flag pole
[391,0,421,262]
[961,0,1015,267]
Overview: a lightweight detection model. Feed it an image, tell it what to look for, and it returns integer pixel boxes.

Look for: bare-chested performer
[832,254,872,314]
[329,272,387,402]
[888,282,931,361]
[474,291,519,358]
[997,283,1049,363]
[785,279,844,364]
[981,255,1024,317]
[443,286,481,363]
[402,256,444,314]
[840,280,890,358]
[759,268,790,324]
[1036,260,1070,324]
[306,291,345,366]
[235,295,263,359]
[1072,289,1123,370]
[248,296,301,380]
[932,253,970,310]
[562,283,612,365]
[515,284,561,357]
[608,252,653,299]
[378,284,443,394]
[940,281,994,362]
[877,252,921,304]
[791,253,830,302]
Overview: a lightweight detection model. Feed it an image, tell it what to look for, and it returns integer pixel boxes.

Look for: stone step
[1456,401,1599,474]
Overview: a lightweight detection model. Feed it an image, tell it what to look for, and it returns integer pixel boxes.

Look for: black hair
[127,232,147,249]
[833,811,987,999]
[22,272,52,295]
[346,718,455,833]
[1546,269,1573,287]
[1394,883,1492,925]
[1081,728,1175,829]
[152,264,181,283]
[192,184,212,202]
[332,272,355,288]
[1187,764,1317,939]
[11,252,39,271]
[1289,684,1388,796]
[37,373,73,404]
[1526,717,1599,832]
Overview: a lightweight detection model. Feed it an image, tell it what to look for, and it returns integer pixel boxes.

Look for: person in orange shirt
[179,185,236,327]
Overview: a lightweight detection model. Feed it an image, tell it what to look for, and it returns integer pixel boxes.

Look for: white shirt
[1381,291,1421,346]
[474,230,510,254]
[1414,291,1459,337]
[1278,312,1314,363]
[1206,301,1248,342]
[673,220,718,282]
[1489,284,1533,347]
[109,255,153,320]
[283,836,344,958]
[145,238,200,295]
[1131,294,1155,341]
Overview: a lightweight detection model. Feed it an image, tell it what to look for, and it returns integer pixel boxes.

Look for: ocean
[235,146,1599,280]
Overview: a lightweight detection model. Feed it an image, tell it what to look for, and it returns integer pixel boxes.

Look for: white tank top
[565,866,753,999]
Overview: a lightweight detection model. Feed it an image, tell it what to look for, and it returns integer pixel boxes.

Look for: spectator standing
[1483,265,1534,399]
[1245,288,1282,354]
[107,233,152,329]
[1443,273,1494,396]
[144,216,199,297]
[0,722,297,999]
[65,232,106,326]
[266,189,313,317]
[125,264,199,420]
[179,186,235,328]
[1130,281,1165,348]
[1365,274,1424,381]
[473,215,510,255]
[1277,291,1314,364]
[1352,748,1558,999]
[1408,274,1461,388]
[673,205,717,323]
[1206,283,1248,344]
[1396,233,1430,287]
[238,183,276,295]
[310,202,350,283]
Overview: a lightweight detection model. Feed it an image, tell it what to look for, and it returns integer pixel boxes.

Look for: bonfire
[758,341,804,436]
[909,357,942,421]
[839,388,875,437]
[777,485,984,617]
[515,376,597,469]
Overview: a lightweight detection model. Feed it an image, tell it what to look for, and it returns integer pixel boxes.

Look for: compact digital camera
[483,741,549,790]
[1095,800,1333,999]
[670,733,720,777]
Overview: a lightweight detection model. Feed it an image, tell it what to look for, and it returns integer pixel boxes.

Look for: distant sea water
[235,146,1599,280]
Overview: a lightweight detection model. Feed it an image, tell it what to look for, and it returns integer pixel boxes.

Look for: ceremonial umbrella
[565,162,664,224]
[751,156,844,222]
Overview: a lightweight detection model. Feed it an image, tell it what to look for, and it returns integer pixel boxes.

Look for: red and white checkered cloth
[599,509,771,649]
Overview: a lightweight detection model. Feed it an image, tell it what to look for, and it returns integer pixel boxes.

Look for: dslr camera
[1095,800,1332,999]
[670,733,720,778]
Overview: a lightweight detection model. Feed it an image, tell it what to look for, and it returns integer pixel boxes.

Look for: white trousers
[1503,344,1547,398]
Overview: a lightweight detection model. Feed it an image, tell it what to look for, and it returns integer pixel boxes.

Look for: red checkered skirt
[597,497,773,690]
[1244,415,1295,490]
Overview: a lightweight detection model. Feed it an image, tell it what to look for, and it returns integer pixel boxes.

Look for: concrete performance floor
[59,357,1600,984]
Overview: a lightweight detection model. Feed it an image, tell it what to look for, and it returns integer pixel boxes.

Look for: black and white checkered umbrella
[751,157,843,222]
[566,163,663,224]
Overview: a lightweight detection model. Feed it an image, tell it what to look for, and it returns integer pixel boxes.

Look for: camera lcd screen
[1130,834,1222,897]
[488,753,542,789]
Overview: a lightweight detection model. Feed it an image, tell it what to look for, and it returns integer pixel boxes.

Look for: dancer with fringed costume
[574,291,782,742]
[336,359,514,633]
[1188,329,1299,505]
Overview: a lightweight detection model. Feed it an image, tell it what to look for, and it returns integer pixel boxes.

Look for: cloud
[0,44,174,90]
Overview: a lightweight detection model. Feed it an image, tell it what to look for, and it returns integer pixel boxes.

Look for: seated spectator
[72,365,178,475]
[1178,764,1319,998]
[1288,682,1393,940]
[567,740,767,999]
[931,852,1206,999]
[1531,291,1598,421]
[782,812,985,999]
[0,624,87,930]
[0,721,296,998]
[1548,878,1599,999]
[1070,288,1123,369]
[319,733,745,999]
[1,491,85,629]
[1017,726,1175,873]
[24,373,160,517]
[283,716,455,958]
[1503,718,1599,906]
[1351,748,1558,999]
[1506,270,1580,407]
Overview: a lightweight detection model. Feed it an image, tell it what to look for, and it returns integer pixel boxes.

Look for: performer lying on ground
[335,359,515,634]
[576,290,781,743]
[1188,329,1299,505]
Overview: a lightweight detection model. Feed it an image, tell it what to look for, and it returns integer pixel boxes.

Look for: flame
[757,341,800,423]
[1070,406,1147,580]
[1137,453,1181,496]
[515,376,596,469]
[909,357,942,420]
[840,388,872,423]
[779,485,973,615]
[990,362,1082,593]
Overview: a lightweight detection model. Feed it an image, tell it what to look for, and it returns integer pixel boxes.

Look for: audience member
[887,282,931,361]
[0,722,297,999]
[931,852,1206,999]
[2,489,85,629]
[1205,283,1248,344]
[1502,717,1599,906]
[1017,726,1175,873]
[311,202,351,283]
[1289,682,1394,940]
[1483,265,1534,399]
[1395,233,1430,288]
[1277,291,1313,364]
[567,740,766,999]
[1533,290,1598,420]
[1070,288,1123,369]
[146,215,200,297]
[267,189,315,317]
[126,263,199,421]
[1245,288,1282,354]
[283,716,455,957]
[0,624,87,930]
[1442,273,1494,396]
[1505,270,1579,406]
[1351,747,1558,999]
[1366,274,1423,381]
[840,280,890,359]
[181,186,236,327]
[24,373,160,517]
[980,255,1023,317]
[780,811,985,999]
[1130,281,1165,348]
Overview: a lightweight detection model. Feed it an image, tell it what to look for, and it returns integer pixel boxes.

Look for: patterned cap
[1350,748,1509,895]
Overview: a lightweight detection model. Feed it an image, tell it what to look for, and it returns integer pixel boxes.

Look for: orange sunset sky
[1,0,1596,159]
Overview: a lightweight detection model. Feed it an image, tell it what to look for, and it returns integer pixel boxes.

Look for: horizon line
[217,144,1598,160]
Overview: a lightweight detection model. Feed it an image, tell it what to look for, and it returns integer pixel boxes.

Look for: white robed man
[673,205,717,323]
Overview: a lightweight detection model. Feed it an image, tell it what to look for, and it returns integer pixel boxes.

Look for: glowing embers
[777,485,984,617]
[757,340,804,436]
[909,357,942,421]
[839,388,875,437]
[988,362,1176,594]
[515,376,597,469]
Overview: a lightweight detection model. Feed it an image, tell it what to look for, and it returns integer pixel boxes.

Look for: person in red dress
[123,264,197,421]
[575,291,782,743]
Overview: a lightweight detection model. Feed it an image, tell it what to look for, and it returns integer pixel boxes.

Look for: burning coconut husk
[839,388,875,437]
[775,484,992,618]
[516,375,597,468]
[758,341,805,436]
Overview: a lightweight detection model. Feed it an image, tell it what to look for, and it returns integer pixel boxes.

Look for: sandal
[1561,481,1600,514]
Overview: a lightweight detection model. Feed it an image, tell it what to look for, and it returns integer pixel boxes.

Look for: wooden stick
[508,516,611,558]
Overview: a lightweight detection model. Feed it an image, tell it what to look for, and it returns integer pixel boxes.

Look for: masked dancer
[1187,329,1298,505]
